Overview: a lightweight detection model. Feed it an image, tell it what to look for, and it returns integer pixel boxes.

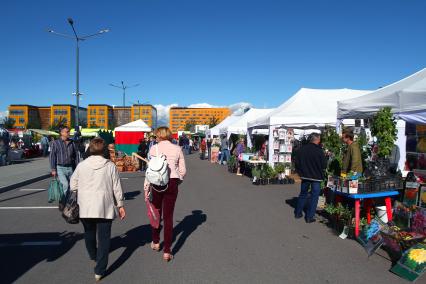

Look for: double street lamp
[109,81,140,107]
[48,18,109,131]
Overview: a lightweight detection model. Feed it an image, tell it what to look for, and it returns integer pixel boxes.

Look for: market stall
[114,119,151,155]
[248,88,372,169]
[206,115,241,138]
[220,108,273,138]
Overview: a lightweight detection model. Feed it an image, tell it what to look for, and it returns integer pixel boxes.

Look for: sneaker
[95,274,103,282]
[305,218,316,223]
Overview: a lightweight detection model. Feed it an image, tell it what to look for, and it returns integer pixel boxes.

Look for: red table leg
[355,199,360,238]
[385,197,393,222]
[365,199,372,224]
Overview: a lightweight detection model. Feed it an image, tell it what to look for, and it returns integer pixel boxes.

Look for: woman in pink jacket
[144,127,186,262]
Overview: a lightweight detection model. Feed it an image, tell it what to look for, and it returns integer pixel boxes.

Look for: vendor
[342,129,363,174]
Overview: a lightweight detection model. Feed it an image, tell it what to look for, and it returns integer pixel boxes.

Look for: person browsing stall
[342,129,363,174]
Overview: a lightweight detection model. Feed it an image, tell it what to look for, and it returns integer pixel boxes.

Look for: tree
[184,119,197,132]
[208,116,219,128]
[2,117,15,129]
[49,116,67,132]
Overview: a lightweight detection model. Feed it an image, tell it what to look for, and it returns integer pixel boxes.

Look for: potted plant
[252,167,261,185]
[228,156,237,173]
[369,107,397,176]
[275,163,285,183]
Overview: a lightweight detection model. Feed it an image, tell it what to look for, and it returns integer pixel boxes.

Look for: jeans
[56,166,73,194]
[81,218,112,276]
[0,153,7,166]
[42,146,49,157]
[295,180,321,221]
[151,179,179,254]
[207,147,211,161]
[220,149,230,164]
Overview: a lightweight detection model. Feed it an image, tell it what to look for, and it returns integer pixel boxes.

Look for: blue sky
[1,0,426,122]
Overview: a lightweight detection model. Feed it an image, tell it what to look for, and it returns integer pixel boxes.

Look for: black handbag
[61,191,80,224]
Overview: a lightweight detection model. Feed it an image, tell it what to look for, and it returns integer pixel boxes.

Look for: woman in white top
[70,137,126,281]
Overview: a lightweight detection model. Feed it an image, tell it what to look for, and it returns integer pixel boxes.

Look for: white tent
[206,115,241,138]
[221,108,273,138]
[249,88,372,129]
[337,68,426,121]
[114,119,152,132]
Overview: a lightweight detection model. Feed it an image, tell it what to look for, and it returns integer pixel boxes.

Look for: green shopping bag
[48,179,64,203]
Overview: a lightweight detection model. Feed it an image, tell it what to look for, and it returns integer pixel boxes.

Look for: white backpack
[146,145,169,187]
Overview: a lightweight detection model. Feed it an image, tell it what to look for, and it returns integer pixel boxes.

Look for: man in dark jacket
[294,133,326,223]
[137,138,149,171]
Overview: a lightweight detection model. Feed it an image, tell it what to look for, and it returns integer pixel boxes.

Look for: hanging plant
[371,107,397,158]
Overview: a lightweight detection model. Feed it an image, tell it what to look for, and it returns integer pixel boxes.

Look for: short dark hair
[343,130,354,141]
[89,138,105,156]
[59,126,70,133]
[309,133,321,143]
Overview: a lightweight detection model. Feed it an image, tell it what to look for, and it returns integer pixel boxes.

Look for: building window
[54,109,68,116]
[99,109,105,115]
[90,109,97,115]
[10,110,25,116]
[19,118,25,124]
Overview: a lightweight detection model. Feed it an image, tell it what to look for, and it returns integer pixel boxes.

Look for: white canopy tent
[114,119,152,132]
[220,108,274,138]
[337,68,426,172]
[337,68,426,121]
[247,88,372,165]
[206,115,241,138]
[249,88,372,129]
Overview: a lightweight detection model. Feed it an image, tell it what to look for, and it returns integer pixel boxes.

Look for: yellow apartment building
[87,104,113,129]
[131,104,158,129]
[8,105,39,128]
[51,105,87,128]
[169,107,231,133]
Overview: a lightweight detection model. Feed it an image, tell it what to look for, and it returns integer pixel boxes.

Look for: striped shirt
[49,139,80,170]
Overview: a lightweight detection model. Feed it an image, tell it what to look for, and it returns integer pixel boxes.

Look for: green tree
[49,116,67,132]
[2,117,15,129]
[184,119,197,132]
[208,116,219,128]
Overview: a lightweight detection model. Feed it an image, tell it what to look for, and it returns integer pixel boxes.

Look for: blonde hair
[155,127,172,141]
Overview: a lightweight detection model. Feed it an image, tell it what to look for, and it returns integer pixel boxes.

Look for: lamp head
[67,18,74,25]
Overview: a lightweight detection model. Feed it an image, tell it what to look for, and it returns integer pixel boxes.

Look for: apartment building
[169,107,231,133]
[87,104,114,129]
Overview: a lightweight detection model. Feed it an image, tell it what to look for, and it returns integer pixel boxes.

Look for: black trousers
[81,218,112,275]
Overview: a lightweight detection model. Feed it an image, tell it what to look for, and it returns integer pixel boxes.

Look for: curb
[0,173,51,194]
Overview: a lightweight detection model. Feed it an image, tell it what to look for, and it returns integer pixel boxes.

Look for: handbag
[146,192,160,229]
[62,191,80,224]
[48,178,65,203]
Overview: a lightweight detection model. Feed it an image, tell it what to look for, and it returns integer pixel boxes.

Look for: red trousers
[151,178,179,253]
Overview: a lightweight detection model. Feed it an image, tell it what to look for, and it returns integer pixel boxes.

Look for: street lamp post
[109,81,140,107]
[48,18,109,131]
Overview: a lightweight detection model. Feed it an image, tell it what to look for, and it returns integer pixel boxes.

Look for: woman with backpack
[144,126,186,262]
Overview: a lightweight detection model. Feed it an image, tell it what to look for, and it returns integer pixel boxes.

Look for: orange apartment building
[169,107,231,133]
[51,105,87,128]
[87,104,114,129]
[131,104,158,129]
[8,105,40,128]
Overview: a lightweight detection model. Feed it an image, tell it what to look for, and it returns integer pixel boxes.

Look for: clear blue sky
[1,0,426,113]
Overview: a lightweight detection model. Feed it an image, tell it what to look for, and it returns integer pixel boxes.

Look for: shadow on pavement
[123,190,141,200]
[0,231,83,284]
[172,210,207,255]
[106,224,152,276]
[0,190,46,203]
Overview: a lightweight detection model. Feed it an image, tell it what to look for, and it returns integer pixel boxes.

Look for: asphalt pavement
[0,154,404,284]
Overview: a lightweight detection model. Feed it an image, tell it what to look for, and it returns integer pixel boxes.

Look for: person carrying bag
[70,138,126,282]
[144,127,186,262]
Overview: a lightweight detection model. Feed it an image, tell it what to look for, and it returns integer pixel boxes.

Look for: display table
[244,160,267,165]
[332,190,399,238]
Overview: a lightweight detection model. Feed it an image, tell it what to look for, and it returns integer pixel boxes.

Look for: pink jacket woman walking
[144,127,186,262]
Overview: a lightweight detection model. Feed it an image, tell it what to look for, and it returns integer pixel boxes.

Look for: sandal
[150,242,160,251]
[163,253,174,262]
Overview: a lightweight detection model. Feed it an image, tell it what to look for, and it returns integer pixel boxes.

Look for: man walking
[0,137,8,166]
[342,129,363,174]
[219,135,230,165]
[206,138,212,161]
[49,126,81,194]
[137,138,148,171]
[40,135,49,157]
[294,133,326,223]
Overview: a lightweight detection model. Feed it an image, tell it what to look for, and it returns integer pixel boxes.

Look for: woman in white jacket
[70,137,126,282]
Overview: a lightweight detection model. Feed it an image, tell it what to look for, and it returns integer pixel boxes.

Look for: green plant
[321,127,344,176]
[251,167,261,178]
[274,163,285,174]
[371,107,397,158]
[324,204,337,215]
[2,117,15,129]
